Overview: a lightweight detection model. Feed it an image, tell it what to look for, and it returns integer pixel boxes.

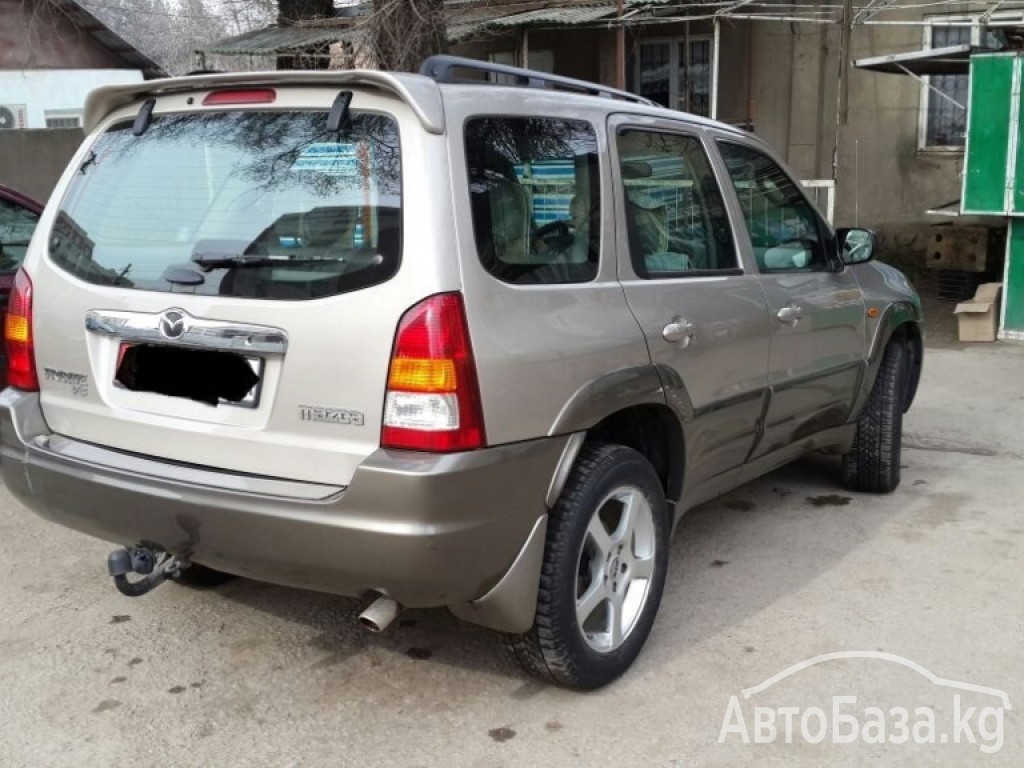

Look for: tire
[507,443,669,689]
[173,563,236,588]
[842,341,907,493]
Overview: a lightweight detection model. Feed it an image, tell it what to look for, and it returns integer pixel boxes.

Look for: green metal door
[963,54,1017,215]
[1004,220,1024,338]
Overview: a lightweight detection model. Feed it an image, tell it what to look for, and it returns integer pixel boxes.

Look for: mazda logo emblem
[158,309,188,340]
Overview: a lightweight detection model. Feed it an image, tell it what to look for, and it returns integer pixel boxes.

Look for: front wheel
[842,341,907,493]
[507,443,669,689]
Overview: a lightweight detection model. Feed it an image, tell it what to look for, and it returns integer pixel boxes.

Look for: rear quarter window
[52,110,402,300]
[465,116,600,285]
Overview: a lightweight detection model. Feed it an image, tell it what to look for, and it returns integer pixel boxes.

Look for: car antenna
[132,98,156,137]
[326,91,353,133]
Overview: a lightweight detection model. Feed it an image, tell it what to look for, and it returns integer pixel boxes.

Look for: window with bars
[486,50,554,84]
[922,18,1001,149]
[633,38,712,117]
[924,25,970,148]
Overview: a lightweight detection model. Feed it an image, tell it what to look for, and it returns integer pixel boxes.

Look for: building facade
[0,0,163,131]
[196,1,1024,228]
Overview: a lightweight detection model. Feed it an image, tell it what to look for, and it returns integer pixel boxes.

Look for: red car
[0,184,44,389]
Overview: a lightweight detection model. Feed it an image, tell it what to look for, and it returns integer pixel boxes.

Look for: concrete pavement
[0,343,1022,766]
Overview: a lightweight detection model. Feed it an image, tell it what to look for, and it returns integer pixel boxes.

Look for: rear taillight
[4,269,38,391]
[382,293,486,452]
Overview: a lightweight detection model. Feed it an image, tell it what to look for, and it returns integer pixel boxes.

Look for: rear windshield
[52,111,401,300]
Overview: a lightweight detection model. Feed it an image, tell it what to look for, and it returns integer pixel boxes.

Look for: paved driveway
[1,344,1021,766]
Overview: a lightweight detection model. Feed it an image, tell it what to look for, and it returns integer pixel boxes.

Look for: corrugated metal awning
[487,4,616,27]
[449,4,616,41]
[204,2,623,55]
[203,25,359,56]
[854,44,994,77]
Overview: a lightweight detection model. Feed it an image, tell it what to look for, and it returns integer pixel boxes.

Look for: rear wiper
[193,254,274,269]
[192,253,346,270]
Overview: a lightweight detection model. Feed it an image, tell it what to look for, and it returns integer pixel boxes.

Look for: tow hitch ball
[107,546,189,597]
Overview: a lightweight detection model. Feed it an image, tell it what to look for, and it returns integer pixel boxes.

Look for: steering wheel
[534,220,574,253]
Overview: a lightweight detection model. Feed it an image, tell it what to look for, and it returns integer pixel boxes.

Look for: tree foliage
[73,0,449,74]
[76,0,275,74]
[363,0,445,72]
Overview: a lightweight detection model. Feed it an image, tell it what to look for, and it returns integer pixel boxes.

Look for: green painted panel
[1014,60,1024,215]
[964,55,1015,215]
[1005,219,1024,333]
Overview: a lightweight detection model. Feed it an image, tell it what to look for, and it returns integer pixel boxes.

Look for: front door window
[717,142,830,272]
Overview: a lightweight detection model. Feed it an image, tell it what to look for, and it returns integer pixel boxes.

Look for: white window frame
[633,35,713,117]
[487,49,554,82]
[43,109,82,130]
[919,12,1017,151]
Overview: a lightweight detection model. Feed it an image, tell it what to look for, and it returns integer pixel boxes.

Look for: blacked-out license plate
[115,342,264,408]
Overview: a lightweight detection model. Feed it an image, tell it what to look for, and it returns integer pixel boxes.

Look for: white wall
[0,69,143,129]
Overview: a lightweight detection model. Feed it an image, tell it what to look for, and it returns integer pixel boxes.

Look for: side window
[465,116,599,285]
[0,198,40,271]
[717,141,829,273]
[617,128,738,278]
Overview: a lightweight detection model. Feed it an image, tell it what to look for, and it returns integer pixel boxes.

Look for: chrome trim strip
[38,435,344,501]
[85,308,289,355]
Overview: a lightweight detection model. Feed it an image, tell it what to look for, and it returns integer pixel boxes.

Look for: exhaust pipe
[358,594,402,632]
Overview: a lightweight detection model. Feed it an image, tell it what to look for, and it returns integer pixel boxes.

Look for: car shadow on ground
[213,451,909,689]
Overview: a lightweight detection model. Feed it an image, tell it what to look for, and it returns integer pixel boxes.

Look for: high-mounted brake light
[5,269,38,391]
[382,293,486,452]
[202,88,277,106]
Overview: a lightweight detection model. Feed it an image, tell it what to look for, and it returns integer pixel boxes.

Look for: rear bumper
[0,389,565,619]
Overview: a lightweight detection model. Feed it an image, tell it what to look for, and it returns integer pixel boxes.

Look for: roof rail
[419,55,657,107]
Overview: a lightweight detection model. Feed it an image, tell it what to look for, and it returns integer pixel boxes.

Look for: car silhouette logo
[158,309,188,340]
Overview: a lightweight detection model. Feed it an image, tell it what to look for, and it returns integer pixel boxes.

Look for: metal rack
[419,55,657,107]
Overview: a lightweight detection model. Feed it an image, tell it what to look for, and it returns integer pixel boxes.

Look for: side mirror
[836,227,876,265]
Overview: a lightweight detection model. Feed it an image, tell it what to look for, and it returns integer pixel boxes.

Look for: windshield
[53,110,402,300]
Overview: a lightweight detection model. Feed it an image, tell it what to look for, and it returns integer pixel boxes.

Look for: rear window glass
[618,129,738,277]
[52,111,401,300]
[465,116,599,285]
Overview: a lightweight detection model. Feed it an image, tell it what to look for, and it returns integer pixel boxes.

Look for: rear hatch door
[31,90,442,486]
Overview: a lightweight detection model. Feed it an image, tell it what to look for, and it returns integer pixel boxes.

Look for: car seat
[486,178,531,264]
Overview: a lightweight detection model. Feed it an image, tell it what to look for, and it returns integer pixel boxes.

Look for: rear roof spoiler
[83,70,446,135]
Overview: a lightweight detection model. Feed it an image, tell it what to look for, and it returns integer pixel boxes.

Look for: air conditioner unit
[0,105,28,130]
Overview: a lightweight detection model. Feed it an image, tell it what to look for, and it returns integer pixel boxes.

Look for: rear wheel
[507,443,669,689]
[842,341,907,493]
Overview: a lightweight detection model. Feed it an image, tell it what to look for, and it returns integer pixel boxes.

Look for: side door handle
[662,319,696,346]
[776,304,804,325]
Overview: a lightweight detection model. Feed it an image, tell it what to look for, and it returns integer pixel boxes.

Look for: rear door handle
[776,305,804,324]
[662,319,696,346]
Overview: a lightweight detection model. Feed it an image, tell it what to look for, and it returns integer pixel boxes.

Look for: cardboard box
[954,283,1002,342]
